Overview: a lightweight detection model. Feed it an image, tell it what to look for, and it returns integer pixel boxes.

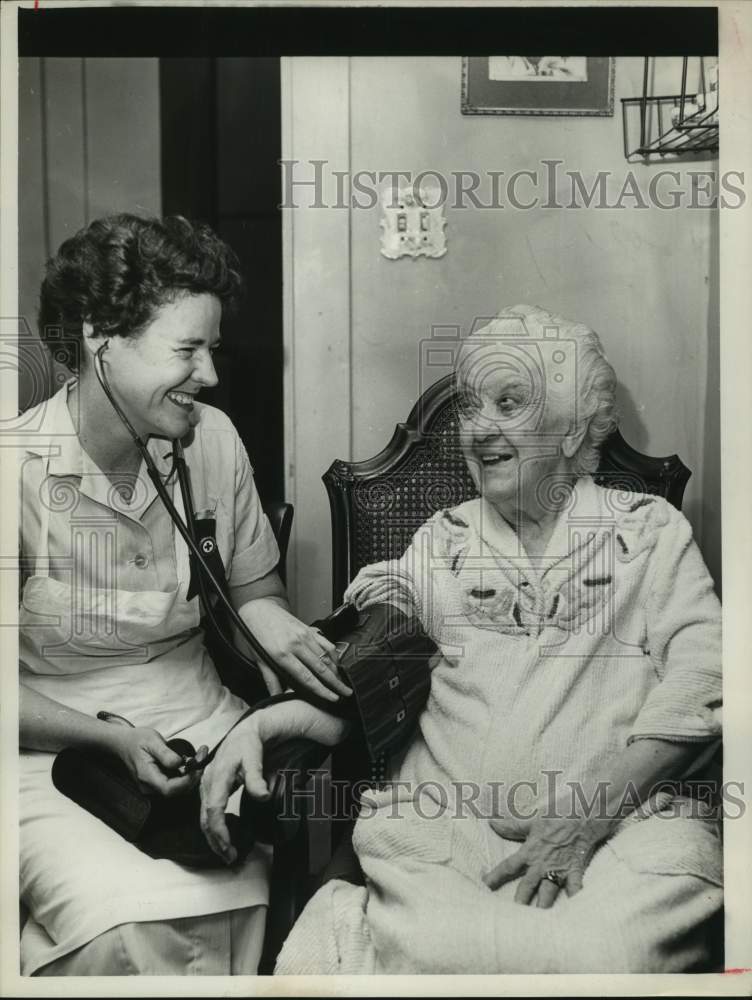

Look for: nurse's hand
[200,700,350,864]
[238,597,352,703]
[110,726,205,797]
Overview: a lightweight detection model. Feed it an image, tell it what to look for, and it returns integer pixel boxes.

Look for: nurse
[18,213,349,975]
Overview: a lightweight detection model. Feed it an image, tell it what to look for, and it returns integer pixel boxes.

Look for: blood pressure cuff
[51,739,255,869]
[50,695,329,869]
[311,603,435,761]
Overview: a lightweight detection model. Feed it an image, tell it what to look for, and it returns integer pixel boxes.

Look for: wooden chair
[263,500,294,585]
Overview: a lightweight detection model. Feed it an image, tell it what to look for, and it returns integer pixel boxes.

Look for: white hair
[460,303,618,476]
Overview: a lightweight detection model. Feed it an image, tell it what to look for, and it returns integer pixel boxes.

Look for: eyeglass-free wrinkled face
[455,339,582,515]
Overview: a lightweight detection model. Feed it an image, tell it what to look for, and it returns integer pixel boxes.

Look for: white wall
[284,56,721,621]
[19,58,162,408]
[282,58,352,622]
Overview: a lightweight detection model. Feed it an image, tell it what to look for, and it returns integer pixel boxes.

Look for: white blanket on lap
[276,791,722,975]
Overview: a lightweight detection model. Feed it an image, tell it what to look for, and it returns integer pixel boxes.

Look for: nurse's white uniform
[19,381,277,974]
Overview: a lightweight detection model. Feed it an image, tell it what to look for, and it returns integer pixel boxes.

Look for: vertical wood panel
[84,58,161,220]
[44,58,86,250]
[19,57,163,411]
[282,57,351,621]
[18,57,51,410]
[701,207,721,595]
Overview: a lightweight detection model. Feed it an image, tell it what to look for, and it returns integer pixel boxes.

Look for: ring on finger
[541,869,565,888]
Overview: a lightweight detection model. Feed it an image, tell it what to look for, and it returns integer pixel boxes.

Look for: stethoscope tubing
[93,344,281,692]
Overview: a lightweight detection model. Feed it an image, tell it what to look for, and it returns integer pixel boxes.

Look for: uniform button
[133,554,149,569]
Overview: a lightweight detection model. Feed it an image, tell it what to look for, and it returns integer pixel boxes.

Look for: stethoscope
[93,341,284,700]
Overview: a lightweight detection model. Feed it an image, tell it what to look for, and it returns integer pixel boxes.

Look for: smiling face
[91,292,222,441]
[456,338,582,520]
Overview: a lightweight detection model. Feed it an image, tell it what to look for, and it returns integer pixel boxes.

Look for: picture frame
[461,56,615,117]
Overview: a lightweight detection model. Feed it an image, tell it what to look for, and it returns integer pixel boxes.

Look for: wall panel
[84,58,161,221]
[348,56,719,585]
[18,57,162,410]
[44,58,86,250]
[284,56,721,616]
[18,57,48,409]
[282,57,351,622]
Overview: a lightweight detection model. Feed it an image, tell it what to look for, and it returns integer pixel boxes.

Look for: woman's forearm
[258,698,351,746]
[485,737,715,898]
[563,737,712,842]
[20,685,122,754]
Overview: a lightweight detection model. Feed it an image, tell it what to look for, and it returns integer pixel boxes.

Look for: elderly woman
[18,214,350,976]
[202,304,723,974]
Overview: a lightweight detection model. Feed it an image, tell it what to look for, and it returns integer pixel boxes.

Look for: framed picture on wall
[461,56,614,116]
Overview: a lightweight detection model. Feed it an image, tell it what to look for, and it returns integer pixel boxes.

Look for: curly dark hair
[38,214,244,371]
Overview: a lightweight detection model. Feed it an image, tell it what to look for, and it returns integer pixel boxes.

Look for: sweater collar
[473,476,611,583]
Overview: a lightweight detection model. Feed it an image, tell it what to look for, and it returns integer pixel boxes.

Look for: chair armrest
[252,736,334,974]
[265,737,331,840]
[241,737,332,845]
[263,501,294,585]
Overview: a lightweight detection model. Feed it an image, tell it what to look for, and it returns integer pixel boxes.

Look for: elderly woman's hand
[483,813,609,908]
[200,700,350,864]
[483,737,711,907]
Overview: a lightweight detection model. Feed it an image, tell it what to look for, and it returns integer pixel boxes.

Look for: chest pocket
[185,492,235,599]
[187,514,227,601]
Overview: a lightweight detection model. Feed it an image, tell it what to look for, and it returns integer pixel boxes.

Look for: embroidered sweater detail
[343,478,722,817]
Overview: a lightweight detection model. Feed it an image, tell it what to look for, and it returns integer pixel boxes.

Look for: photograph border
[2,1,751,996]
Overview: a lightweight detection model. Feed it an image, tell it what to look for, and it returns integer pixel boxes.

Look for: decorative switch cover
[380,186,447,260]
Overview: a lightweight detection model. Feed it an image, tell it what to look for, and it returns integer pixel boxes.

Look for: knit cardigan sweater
[345,476,722,820]
[275,477,723,975]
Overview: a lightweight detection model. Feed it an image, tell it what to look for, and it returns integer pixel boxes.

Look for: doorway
[160,57,284,504]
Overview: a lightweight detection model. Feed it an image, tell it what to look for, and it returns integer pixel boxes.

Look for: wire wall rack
[621,56,718,160]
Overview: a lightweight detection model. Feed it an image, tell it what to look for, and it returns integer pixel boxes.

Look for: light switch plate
[380,186,447,260]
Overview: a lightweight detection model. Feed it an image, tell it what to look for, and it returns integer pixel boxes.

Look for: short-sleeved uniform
[18,380,279,974]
